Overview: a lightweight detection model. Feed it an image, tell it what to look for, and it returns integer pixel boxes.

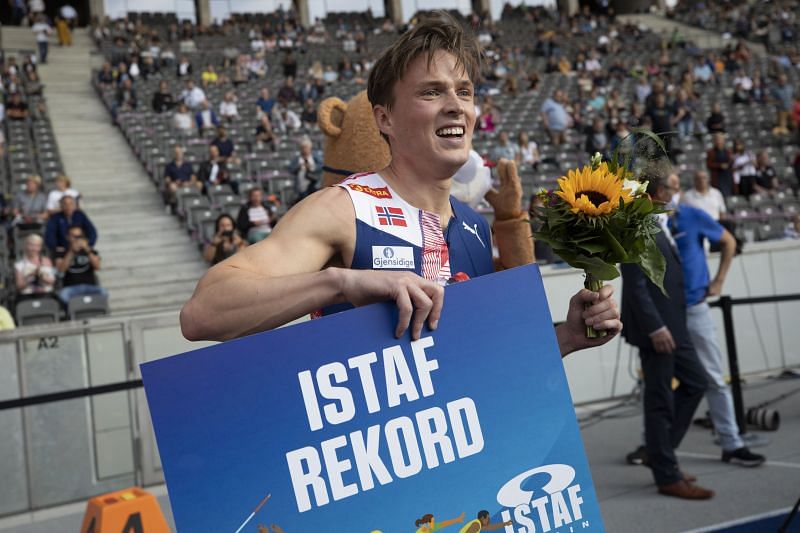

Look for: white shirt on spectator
[178,62,191,76]
[585,58,602,72]
[248,206,271,231]
[219,100,238,119]
[182,87,206,109]
[251,38,265,52]
[173,111,193,132]
[733,75,753,91]
[732,151,756,185]
[283,109,301,132]
[519,141,540,165]
[682,187,727,221]
[46,188,80,212]
[32,22,51,43]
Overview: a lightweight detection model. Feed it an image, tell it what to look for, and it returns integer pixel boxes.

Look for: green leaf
[638,237,667,296]
[558,252,621,281]
[603,227,628,262]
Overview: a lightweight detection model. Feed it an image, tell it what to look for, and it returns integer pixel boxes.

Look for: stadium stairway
[618,13,766,55]
[3,27,207,314]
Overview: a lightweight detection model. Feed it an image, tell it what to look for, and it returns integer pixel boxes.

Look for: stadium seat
[16,297,61,326]
[67,293,110,320]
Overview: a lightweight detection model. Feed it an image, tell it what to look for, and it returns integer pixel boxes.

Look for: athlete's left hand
[556,285,622,357]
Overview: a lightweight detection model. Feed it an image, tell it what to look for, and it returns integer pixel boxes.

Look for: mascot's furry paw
[485,158,523,220]
[486,159,535,268]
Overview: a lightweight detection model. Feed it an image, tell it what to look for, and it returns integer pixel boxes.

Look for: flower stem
[584,272,608,339]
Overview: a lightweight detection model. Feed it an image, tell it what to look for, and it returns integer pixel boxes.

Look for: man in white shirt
[31,15,52,64]
[180,80,206,110]
[681,170,727,221]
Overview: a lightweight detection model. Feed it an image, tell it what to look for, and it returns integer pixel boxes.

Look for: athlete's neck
[379,159,454,223]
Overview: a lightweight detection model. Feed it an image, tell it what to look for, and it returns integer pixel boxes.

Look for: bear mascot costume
[317,90,534,269]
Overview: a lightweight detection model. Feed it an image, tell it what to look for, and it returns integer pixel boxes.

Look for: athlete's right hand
[337,269,444,340]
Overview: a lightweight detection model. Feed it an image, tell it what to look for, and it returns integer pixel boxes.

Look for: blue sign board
[142,265,604,532]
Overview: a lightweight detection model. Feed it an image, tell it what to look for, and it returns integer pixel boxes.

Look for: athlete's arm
[180,187,444,342]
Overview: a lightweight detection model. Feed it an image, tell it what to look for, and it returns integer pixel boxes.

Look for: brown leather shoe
[681,471,697,482]
[658,480,714,500]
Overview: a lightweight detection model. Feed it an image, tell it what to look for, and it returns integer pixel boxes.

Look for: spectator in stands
[195,99,220,133]
[672,89,695,140]
[6,92,29,121]
[237,187,277,243]
[15,234,56,296]
[199,144,238,194]
[256,87,276,118]
[753,150,778,194]
[706,133,734,197]
[255,112,278,151]
[516,131,540,171]
[491,131,518,163]
[219,90,239,122]
[163,145,201,209]
[201,64,219,87]
[692,57,714,85]
[585,117,610,160]
[172,102,194,135]
[274,105,302,134]
[282,51,298,79]
[277,76,298,106]
[248,55,267,79]
[477,100,498,134]
[181,79,206,110]
[794,151,800,192]
[112,78,138,122]
[731,138,757,197]
[176,56,193,78]
[646,92,674,158]
[55,225,106,304]
[322,64,338,84]
[289,137,322,199]
[681,170,727,221]
[45,196,97,253]
[540,90,571,147]
[211,126,238,164]
[706,102,726,134]
[298,79,318,103]
[97,62,114,90]
[152,80,175,114]
[12,175,48,228]
[770,74,794,136]
[203,213,247,265]
[634,76,652,104]
[300,98,318,129]
[46,174,80,214]
[32,15,52,64]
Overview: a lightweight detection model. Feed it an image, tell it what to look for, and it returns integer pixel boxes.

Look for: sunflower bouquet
[532,139,667,338]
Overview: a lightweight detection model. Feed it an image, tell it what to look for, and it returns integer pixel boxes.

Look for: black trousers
[640,342,708,486]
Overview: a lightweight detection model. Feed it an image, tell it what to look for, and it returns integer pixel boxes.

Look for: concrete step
[105,279,199,303]
[101,247,205,269]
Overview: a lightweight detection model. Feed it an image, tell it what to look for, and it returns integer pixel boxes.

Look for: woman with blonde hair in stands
[15,233,56,297]
[46,174,81,214]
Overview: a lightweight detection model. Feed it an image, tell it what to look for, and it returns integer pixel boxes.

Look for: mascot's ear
[318,97,347,138]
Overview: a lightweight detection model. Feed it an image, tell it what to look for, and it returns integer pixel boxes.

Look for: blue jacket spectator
[256,87,276,117]
[195,100,220,132]
[45,196,97,252]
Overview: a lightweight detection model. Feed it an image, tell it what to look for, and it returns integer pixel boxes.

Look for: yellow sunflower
[555,164,633,216]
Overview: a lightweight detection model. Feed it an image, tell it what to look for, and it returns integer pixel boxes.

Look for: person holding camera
[203,214,247,265]
[14,234,56,297]
[55,225,106,305]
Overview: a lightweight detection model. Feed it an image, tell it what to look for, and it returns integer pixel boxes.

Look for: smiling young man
[181,13,621,354]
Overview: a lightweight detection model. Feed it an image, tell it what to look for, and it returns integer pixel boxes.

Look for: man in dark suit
[621,175,712,500]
